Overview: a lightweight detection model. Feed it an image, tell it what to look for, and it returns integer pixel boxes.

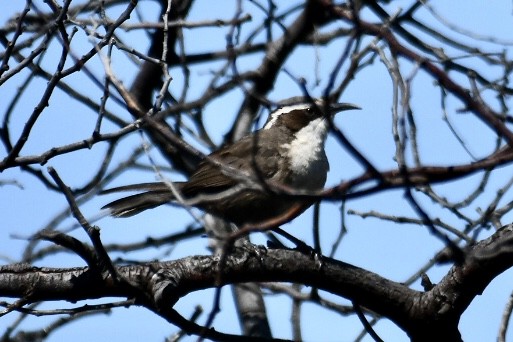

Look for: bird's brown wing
[102,131,282,218]
[182,132,280,196]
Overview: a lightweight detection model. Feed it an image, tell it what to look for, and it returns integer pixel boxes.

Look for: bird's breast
[280,118,329,190]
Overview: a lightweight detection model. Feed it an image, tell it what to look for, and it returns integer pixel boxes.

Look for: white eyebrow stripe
[264,103,311,129]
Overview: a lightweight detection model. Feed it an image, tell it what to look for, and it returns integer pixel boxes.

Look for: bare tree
[2,1,513,341]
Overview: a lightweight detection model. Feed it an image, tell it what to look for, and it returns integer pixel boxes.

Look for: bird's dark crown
[264,97,359,132]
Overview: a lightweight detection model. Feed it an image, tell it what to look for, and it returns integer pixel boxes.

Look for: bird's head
[259,97,360,188]
[263,97,360,133]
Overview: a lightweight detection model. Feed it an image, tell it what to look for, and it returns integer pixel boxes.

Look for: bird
[102,97,359,227]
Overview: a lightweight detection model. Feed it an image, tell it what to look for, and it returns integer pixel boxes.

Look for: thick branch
[3,225,513,339]
[400,224,513,341]
[0,250,414,328]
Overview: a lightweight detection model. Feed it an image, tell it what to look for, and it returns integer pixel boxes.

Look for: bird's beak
[329,102,361,114]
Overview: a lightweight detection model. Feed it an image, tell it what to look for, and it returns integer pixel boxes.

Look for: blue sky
[2,1,513,341]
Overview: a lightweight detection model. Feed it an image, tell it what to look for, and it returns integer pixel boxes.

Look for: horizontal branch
[3,223,513,339]
[0,249,415,330]
[332,146,513,200]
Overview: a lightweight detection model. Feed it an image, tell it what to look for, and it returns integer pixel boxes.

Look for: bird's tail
[101,182,180,217]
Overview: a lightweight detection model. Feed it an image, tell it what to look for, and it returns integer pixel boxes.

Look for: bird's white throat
[283,117,329,176]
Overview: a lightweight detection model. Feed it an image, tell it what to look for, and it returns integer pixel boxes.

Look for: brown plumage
[102,98,359,226]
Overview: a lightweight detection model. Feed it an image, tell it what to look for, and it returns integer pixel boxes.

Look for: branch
[3,224,513,339]
[330,146,513,200]
[0,249,413,332]
[335,8,513,146]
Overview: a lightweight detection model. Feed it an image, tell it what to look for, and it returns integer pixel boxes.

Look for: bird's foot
[237,239,267,260]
